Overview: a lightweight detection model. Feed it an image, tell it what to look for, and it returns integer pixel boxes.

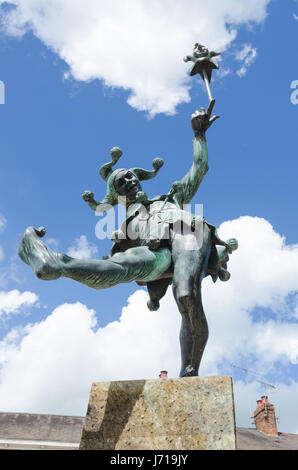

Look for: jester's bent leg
[18,227,172,289]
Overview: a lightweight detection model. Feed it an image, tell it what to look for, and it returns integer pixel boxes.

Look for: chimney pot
[159,370,168,378]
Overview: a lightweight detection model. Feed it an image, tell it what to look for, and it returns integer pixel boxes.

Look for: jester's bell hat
[98,147,164,208]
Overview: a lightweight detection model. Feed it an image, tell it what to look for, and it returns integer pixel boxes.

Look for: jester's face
[194,43,208,56]
[113,169,142,201]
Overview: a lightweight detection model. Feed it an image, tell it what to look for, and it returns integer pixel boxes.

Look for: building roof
[0,412,84,448]
[0,412,298,450]
[236,427,298,451]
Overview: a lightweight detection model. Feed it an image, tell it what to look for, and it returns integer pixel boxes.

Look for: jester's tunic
[109,190,236,288]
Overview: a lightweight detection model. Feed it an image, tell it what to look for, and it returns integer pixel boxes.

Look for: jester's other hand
[82,190,94,202]
[191,102,219,136]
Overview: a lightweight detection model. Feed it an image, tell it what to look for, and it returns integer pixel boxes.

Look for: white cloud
[0,216,297,432]
[0,296,180,415]
[0,289,38,316]
[0,213,6,232]
[235,43,258,77]
[67,235,98,260]
[294,13,298,21]
[201,216,298,374]
[0,0,271,116]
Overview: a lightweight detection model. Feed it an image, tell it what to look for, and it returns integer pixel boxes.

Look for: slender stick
[202,69,213,102]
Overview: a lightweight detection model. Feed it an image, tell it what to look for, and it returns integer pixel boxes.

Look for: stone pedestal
[79,376,236,450]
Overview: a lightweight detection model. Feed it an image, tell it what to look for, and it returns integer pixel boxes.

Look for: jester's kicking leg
[18,227,172,289]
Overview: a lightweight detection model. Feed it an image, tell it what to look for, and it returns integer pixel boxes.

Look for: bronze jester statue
[18,45,238,378]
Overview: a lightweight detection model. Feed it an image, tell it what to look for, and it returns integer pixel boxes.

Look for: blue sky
[0,0,297,433]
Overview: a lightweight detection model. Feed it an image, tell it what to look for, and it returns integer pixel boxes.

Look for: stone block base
[79,376,236,450]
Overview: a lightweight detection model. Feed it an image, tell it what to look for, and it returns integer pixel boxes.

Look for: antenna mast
[230,363,278,424]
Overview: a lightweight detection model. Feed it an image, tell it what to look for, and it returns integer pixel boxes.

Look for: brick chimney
[254,395,278,436]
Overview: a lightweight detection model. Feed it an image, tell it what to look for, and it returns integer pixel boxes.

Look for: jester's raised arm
[176,104,219,207]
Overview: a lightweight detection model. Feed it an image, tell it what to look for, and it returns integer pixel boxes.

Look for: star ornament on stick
[184,43,221,106]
